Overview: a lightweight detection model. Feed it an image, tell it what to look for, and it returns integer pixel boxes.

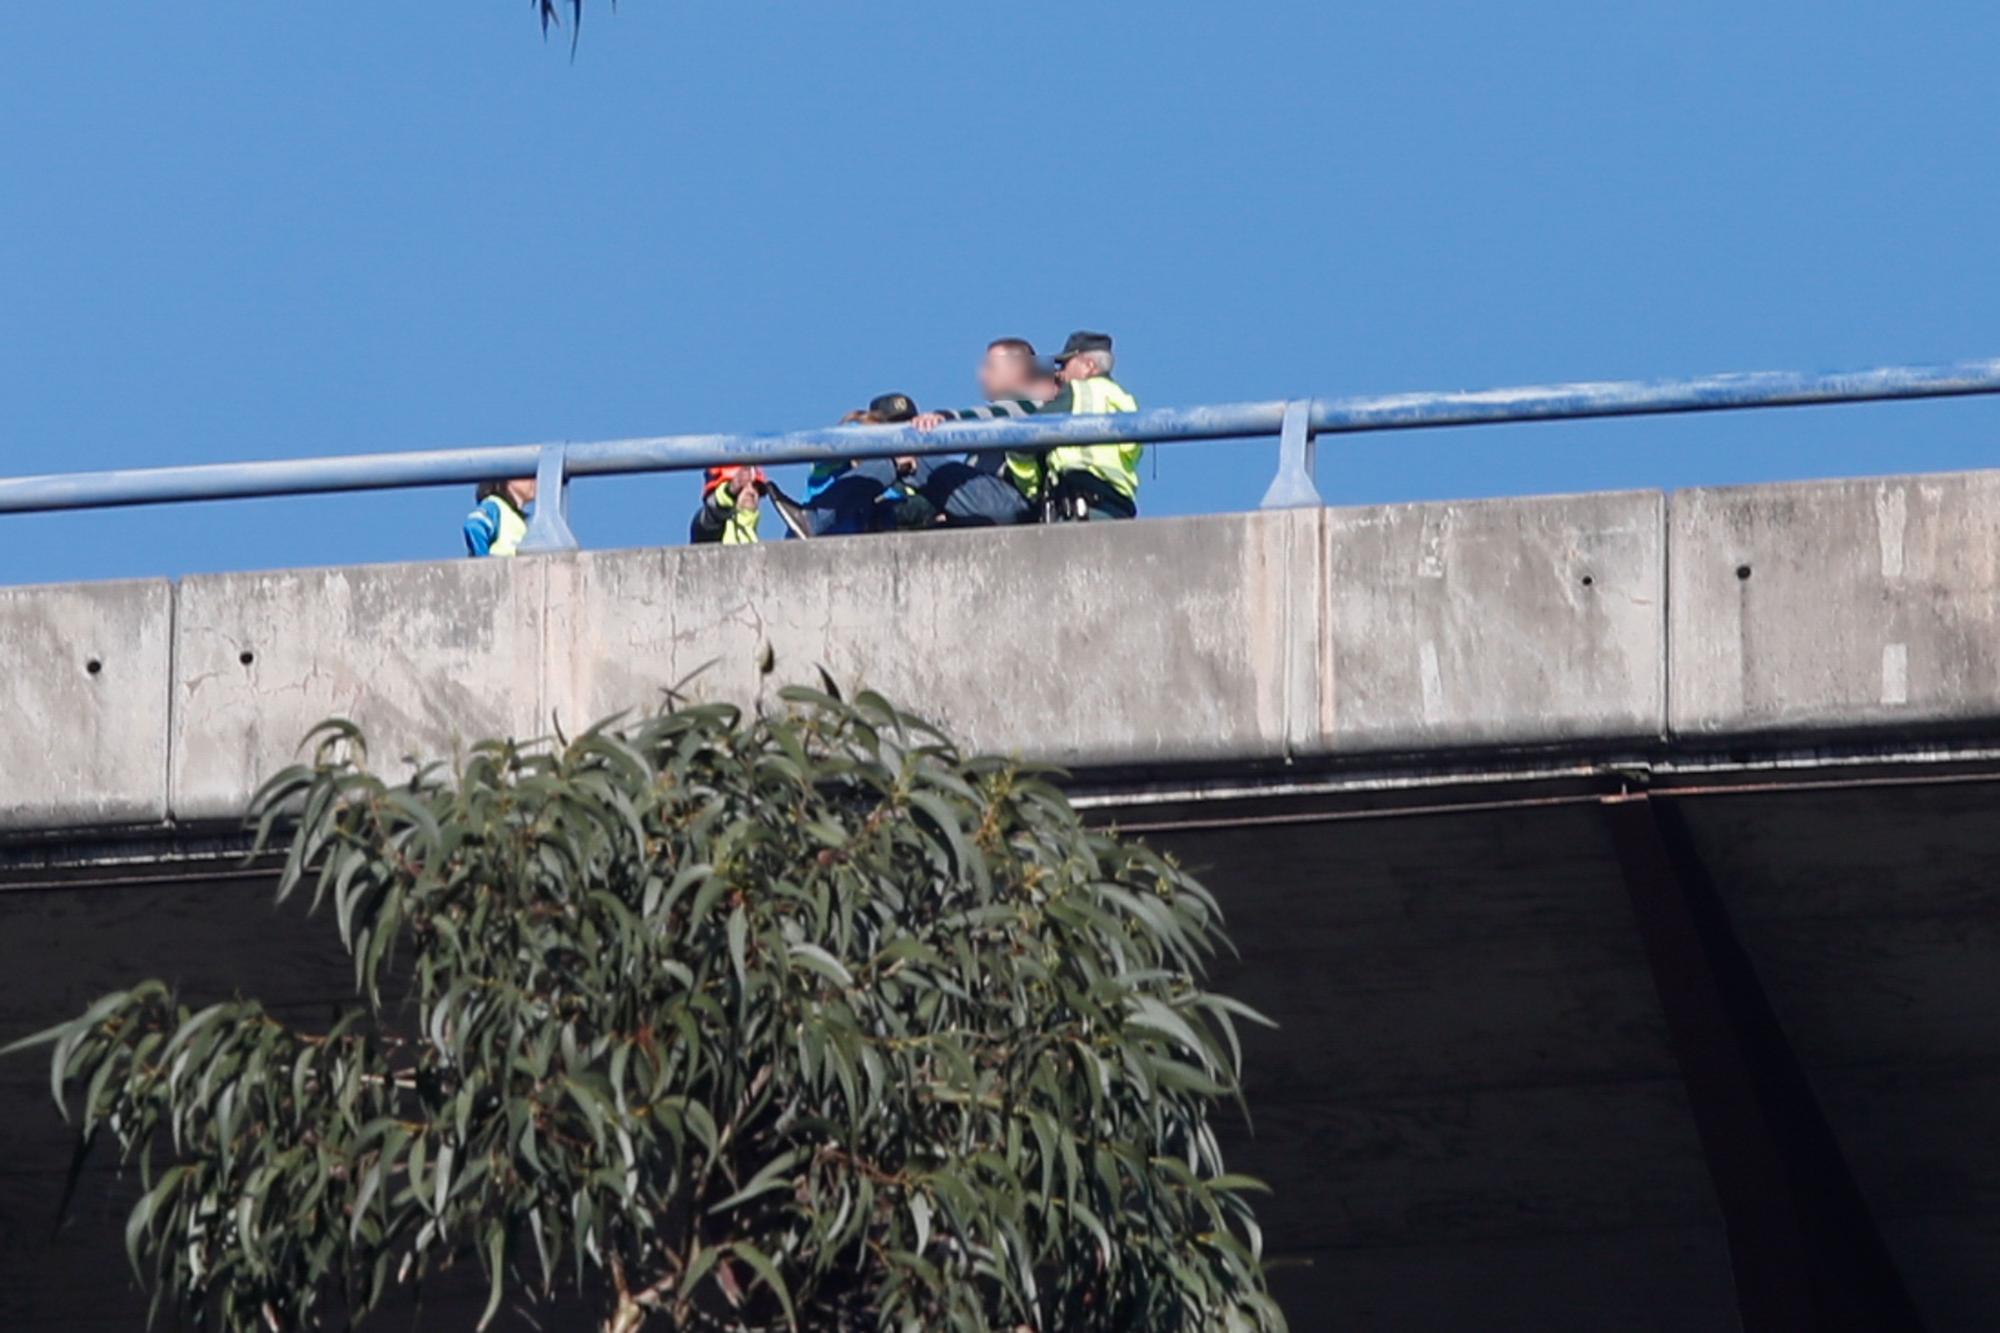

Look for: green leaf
[726,905,749,993]
[124,1165,187,1281]
[788,942,853,988]
[0,1015,74,1060]
[908,790,985,888]
[708,1146,806,1214]
[351,1154,383,1242]
[650,861,711,919]
[683,1098,719,1157]
[477,1222,506,1330]
[689,871,732,927]
[728,1241,797,1329]
[433,1141,455,1216]
[1127,995,1217,1070]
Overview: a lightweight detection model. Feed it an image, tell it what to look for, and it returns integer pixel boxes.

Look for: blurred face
[506,477,538,508]
[978,345,1036,400]
[1058,351,1110,384]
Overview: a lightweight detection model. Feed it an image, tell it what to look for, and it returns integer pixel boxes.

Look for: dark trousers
[918,459,1033,528]
[1048,470,1137,522]
[803,458,938,536]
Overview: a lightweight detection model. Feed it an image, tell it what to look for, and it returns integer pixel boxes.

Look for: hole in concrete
[1580,574,1594,588]
[239,650,256,667]
[85,658,103,676]
[1735,564,1752,581]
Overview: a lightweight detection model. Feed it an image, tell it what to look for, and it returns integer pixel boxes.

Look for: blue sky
[4,2,1996,584]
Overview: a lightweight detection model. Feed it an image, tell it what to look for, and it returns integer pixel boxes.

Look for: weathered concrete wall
[1313,491,1664,754]
[9,470,2000,831]
[0,580,173,830]
[1672,470,2000,738]
[172,559,553,821]
[547,512,1310,769]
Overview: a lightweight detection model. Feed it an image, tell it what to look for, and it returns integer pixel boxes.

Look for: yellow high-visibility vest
[1007,376,1142,500]
[714,486,761,545]
[489,497,528,557]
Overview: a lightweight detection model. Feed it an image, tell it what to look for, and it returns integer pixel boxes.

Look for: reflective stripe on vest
[490,498,529,557]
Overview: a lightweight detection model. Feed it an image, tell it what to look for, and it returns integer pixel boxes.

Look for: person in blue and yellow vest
[690,466,768,545]
[463,477,535,557]
[767,394,931,538]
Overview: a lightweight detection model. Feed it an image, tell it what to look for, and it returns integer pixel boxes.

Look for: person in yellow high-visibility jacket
[1037,330,1141,520]
[690,466,767,545]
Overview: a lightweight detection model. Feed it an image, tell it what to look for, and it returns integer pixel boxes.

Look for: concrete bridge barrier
[10,469,2000,833]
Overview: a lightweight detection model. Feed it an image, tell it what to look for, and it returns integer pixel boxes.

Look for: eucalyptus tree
[13,686,1281,1331]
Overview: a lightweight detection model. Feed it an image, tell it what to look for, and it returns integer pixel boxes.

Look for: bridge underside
[6,750,2000,1330]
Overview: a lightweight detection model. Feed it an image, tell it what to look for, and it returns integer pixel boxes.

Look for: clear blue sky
[4,2,1995,584]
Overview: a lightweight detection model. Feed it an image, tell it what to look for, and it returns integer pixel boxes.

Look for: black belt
[1042,469,1136,522]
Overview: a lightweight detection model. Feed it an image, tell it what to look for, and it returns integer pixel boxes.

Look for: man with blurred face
[978,338,1058,403]
[903,337,1060,528]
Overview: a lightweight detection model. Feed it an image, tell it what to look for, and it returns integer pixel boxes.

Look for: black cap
[868,392,919,422]
[1052,330,1113,365]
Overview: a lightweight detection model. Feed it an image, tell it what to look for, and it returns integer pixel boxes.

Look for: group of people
[463,330,1139,557]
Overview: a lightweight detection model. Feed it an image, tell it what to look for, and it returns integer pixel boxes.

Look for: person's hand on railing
[911,413,948,433]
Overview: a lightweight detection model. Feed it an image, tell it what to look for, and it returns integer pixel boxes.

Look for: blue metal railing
[5,357,2000,552]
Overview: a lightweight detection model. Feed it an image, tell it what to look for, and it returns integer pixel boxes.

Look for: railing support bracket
[1259,399,1322,509]
[519,444,579,553]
